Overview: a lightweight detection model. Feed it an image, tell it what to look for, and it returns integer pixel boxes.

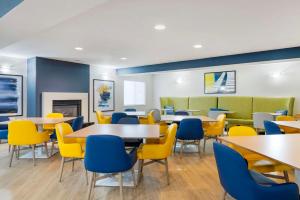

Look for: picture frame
[204,70,236,94]
[0,74,23,116]
[93,79,115,112]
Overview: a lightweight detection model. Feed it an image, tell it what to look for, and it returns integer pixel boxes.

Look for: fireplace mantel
[42,92,88,121]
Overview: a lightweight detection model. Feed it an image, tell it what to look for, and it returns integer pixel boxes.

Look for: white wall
[0,61,27,117]
[153,59,300,113]
[89,66,153,122]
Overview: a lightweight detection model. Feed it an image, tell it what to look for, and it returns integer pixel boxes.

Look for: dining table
[160,115,217,123]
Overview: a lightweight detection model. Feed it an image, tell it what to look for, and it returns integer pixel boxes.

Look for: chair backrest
[175,110,189,116]
[147,110,156,124]
[8,120,39,145]
[55,123,74,144]
[214,142,299,200]
[124,108,136,112]
[84,135,133,173]
[0,116,9,130]
[44,112,64,130]
[264,121,282,135]
[149,109,161,122]
[276,110,288,116]
[228,126,257,136]
[215,114,226,132]
[72,116,84,131]
[111,112,127,124]
[95,110,103,123]
[208,111,225,119]
[253,113,274,129]
[213,142,260,199]
[176,118,204,140]
[163,123,178,156]
[164,106,174,115]
[276,115,295,121]
[118,117,140,124]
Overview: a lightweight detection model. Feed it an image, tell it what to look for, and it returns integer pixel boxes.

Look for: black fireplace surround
[52,100,81,117]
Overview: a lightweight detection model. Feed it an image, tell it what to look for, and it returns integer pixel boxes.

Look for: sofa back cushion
[169,97,189,111]
[252,97,295,116]
[189,96,218,115]
[218,96,253,119]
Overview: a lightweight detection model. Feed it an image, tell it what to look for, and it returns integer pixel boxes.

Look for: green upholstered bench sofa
[160,96,295,127]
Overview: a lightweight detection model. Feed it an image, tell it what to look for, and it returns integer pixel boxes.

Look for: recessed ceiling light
[154,24,166,30]
[120,57,128,60]
[74,47,83,51]
[193,44,203,49]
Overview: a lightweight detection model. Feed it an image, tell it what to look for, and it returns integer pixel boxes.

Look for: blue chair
[276,110,288,116]
[72,116,84,131]
[118,117,143,148]
[112,112,127,124]
[0,116,8,143]
[85,135,137,200]
[164,106,174,115]
[264,121,282,135]
[124,108,136,112]
[174,118,204,156]
[213,142,299,200]
[175,110,189,116]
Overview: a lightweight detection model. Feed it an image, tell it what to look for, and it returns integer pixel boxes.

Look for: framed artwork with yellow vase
[93,79,115,112]
[204,70,236,94]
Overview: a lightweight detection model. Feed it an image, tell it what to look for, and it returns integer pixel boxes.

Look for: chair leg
[223,191,227,200]
[164,158,170,185]
[119,172,124,200]
[44,142,49,158]
[131,167,136,187]
[137,159,143,183]
[173,138,177,153]
[197,140,201,157]
[87,172,95,200]
[8,144,11,152]
[72,159,75,172]
[59,157,65,182]
[203,137,207,153]
[32,145,36,166]
[9,145,15,167]
[16,146,20,160]
[82,160,88,185]
[283,170,289,182]
[180,140,184,158]
[50,141,55,156]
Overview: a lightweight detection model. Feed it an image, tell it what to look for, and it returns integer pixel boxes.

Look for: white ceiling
[0,0,300,68]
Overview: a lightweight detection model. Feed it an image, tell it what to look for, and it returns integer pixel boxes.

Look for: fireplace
[52,100,81,117]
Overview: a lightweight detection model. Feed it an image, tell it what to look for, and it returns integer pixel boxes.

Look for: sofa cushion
[218,96,253,119]
[252,97,295,116]
[227,118,253,125]
[160,97,170,109]
[189,96,218,115]
[169,97,189,111]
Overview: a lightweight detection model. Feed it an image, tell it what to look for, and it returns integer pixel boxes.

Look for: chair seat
[250,170,277,185]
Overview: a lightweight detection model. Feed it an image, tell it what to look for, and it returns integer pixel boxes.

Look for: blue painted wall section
[0,0,23,17]
[27,57,89,117]
[117,47,300,75]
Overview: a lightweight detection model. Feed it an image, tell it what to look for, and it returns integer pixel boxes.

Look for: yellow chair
[43,112,64,130]
[137,123,177,185]
[276,115,299,134]
[203,114,226,152]
[146,110,169,144]
[228,126,291,182]
[8,120,50,167]
[55,123,87,183]
[95,110,111,124]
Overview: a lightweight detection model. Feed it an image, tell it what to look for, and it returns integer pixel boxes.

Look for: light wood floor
[0,141,240,200]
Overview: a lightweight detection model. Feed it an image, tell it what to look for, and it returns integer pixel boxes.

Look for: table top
[274,121,300,129]
[161,115,217,122]
[219,134,300,170]
[0,117,75,125]
[65,124,160,139]
[124,111,146,116]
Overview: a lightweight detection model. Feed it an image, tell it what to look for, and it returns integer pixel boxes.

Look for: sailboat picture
[204,71,236,94]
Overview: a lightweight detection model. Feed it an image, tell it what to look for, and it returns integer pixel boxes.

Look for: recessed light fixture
[120,57,128,60]
[193,44,203,49]
[154,24,166,30]
[74,47,83,51]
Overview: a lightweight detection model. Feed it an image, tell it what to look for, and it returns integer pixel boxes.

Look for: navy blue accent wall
[27,57,89,117]
[0,0,23,17]
[117,47,300,75]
